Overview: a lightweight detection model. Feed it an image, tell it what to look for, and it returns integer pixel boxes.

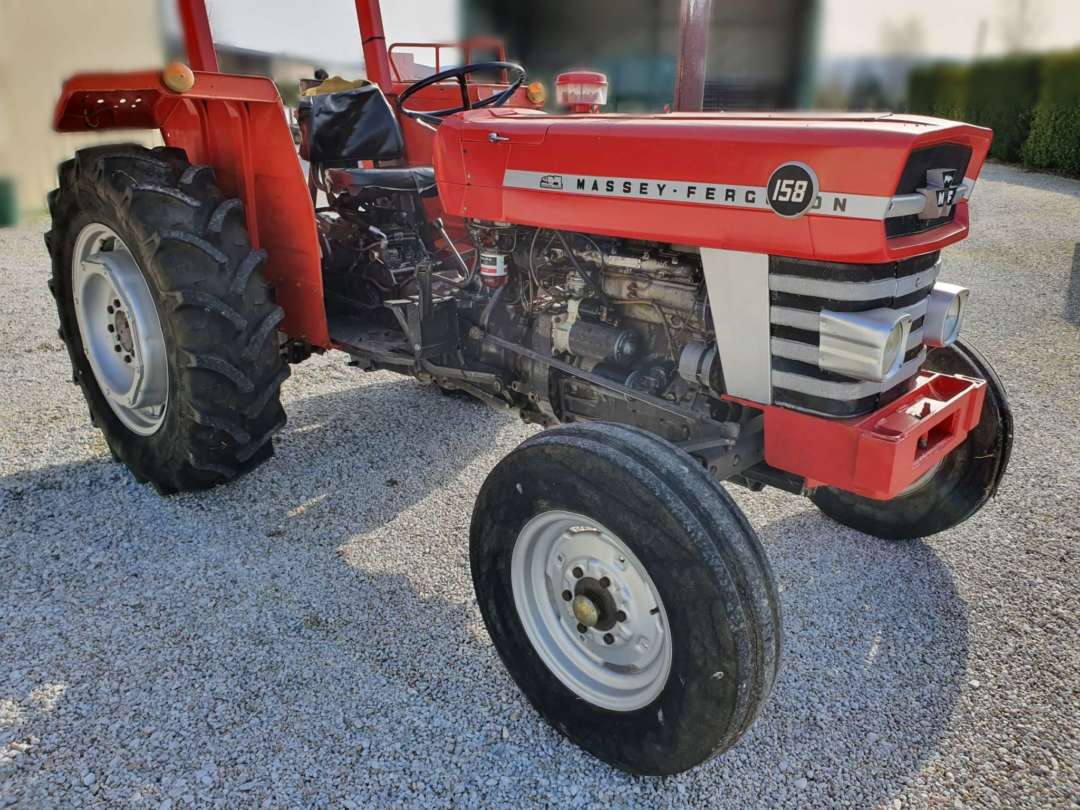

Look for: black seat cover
[299,84,405,164]
[329,167,438,197]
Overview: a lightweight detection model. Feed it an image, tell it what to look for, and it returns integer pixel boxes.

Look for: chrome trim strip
[503,171,972,223]
[772,351,926,399]
[503,170,900,221]
[769,338,819,365]
[768,260,940,301]
[885,183,970,219]
[770,298,929,331]
[770,328,924,365]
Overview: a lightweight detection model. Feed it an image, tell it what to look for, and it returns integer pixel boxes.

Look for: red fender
[53,70,330,349]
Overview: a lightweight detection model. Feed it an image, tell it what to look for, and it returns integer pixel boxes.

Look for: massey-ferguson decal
[504,166,940,221]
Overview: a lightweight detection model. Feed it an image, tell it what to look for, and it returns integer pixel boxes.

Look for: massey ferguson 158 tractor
[45,0,1011,775]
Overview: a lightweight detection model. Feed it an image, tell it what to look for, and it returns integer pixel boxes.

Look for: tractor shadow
[0,375,966,807]
[1065,243,1080,325]
[687,505,970,807]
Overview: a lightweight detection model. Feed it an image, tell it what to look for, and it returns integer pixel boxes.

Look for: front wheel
[811,340,1013,540]
[470,422,781,775]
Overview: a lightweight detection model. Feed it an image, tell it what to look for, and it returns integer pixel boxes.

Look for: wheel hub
[572,576,619,631]
[511,510,673,712]
[113,307,134,355]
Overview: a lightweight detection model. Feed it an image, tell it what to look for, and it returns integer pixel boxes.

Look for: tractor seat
[328,166,437,198]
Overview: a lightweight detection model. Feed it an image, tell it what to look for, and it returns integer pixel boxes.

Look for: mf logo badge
[766,162,819,219]
[917,168,961,220]
[539,174,563,190]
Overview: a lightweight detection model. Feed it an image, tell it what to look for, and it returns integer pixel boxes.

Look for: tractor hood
[433,109,992,264]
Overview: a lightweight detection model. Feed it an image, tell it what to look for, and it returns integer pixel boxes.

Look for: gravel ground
[0,162,1078,809]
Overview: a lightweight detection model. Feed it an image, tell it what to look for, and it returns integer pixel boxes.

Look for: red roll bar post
[177,0,220,73]
[354,0,393,93]
[673,0,712,112]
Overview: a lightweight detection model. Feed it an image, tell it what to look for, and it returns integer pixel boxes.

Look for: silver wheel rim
[511,509,672,711]
[900,459,944,496]
[72,223,169,436]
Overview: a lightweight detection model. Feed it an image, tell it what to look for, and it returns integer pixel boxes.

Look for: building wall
[0,0,166,215]
[464,0,816,111]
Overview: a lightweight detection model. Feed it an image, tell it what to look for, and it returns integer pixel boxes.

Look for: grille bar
[767,253,940,417]
[769,261,939,301]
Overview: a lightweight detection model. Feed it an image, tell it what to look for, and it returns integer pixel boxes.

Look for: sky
[201,0,458,64]
[198,0,1080,63]
[820,0,1080,58]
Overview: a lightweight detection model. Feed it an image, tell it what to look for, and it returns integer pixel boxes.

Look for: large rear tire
[811,340,1013,540]
[470,422,780,775]
[46,144,289,493]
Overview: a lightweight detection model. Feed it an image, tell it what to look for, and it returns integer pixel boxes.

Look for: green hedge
[907,63,968,121]
[1022,51,1080,175]
[968,56,1040,161]
[906,50,1080,175]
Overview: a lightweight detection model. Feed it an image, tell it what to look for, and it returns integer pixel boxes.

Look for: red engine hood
[433,109,992,263]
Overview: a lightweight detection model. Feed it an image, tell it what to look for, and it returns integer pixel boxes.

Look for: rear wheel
[470,422,780,775]
[811,340,1013,540]
[46,144,290,492]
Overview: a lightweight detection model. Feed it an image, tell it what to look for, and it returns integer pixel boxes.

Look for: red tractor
[45,0,1011,776]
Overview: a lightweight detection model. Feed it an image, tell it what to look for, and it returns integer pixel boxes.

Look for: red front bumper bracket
[730,372,987,500]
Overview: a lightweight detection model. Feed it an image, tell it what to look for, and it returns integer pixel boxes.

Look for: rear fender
[53,70,329,348]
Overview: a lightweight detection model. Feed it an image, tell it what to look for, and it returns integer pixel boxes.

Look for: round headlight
[943,296,963,342]
[925,282,969,348]
[882,320,906,378]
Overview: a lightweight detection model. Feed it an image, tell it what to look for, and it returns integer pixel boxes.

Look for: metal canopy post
[177,0,220,73]
[673,0,712,112]
[354,0,393,92]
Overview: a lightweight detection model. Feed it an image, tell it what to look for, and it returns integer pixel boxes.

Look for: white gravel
[1,162,1078,808]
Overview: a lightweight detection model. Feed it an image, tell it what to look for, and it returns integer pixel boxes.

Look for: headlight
[924,282,969,347]
[819,308,913,383]
[882,319,906,376]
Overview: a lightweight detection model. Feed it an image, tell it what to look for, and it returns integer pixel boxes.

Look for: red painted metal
[433,108,992,264]
[728,372,988,500]
[674,0,712,111]
[388,38,509,82]
[50,0,997,503]
[54,70,329,348]
[177,0,219,73]
[355,0,392,92]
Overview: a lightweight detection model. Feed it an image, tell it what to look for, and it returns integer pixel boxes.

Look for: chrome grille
[767,253,940,417]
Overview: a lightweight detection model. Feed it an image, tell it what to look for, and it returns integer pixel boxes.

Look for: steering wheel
[397,62,526,130]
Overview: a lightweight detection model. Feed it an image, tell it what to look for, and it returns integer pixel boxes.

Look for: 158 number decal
[766,162,818,218]
[772,178,809,203]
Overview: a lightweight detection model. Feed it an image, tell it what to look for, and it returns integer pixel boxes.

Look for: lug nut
[616,610,627,622]
[107,305,114,314]
[576,623,587,634]
[114,345,121,353]
[113,299,120,307]
[599,576,610,588]
[603,633,615,645]
[107,324,115,333]
[123,355,132,364]
[561,590,572,602]
[572,566,583,579]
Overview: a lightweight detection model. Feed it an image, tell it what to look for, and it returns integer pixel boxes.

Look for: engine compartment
[304,101,992,495]
[316,171,734,448]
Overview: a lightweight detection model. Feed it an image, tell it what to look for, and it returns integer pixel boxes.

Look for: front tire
[46,144,290,493]
[470,422,780,775]
[811,340,1013,540]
